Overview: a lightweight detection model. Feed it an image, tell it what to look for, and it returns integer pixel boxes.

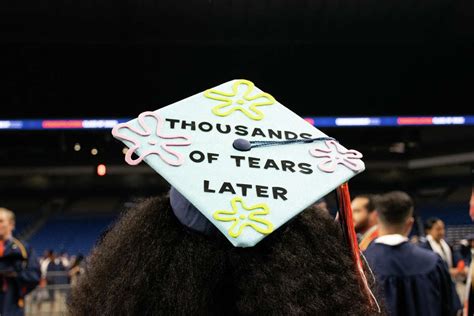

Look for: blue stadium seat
[27,215,116,256]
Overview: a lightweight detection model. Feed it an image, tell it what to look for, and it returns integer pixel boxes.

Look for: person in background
[58,250,70,269]
[0,207,40,316]
[455,237,472,269]
[420,218,464,282]
[364,191,460,315]
[450,236,473,305]
[33,249,54,312]
[421,218,450,258]
[40,250,53,281]
[461,234,474,315]
[68,254,85,287]
[45,250,70,313]
[352,194,378,251]
[46,251,69,286]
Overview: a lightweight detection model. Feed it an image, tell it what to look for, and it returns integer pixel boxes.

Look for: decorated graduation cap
[112,79,377,308]
[112,79,365,247]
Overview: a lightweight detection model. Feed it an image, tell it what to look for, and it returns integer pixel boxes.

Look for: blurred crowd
[0,192,472,315]
[38,250,85,288]
[26,250,85,314]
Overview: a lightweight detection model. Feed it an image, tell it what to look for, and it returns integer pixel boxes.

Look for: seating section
[26,216,116,255]
[416,204,473,244]
[13,202,473,255]
[416,204,471,226]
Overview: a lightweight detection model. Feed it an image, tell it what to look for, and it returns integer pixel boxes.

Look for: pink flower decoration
[309,140,364,173]
[112,111,191,166]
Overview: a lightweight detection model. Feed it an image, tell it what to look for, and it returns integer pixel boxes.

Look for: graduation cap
[112,79,378,309]
[112,79,365,247]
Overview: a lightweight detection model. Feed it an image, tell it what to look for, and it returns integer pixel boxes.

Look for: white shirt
[40,257,51,278]
[375,234,409,246]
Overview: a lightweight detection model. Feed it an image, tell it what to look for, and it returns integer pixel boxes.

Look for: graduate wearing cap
[70,80,380,315]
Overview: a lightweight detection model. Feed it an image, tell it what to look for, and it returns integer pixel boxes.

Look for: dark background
[1,0,473,118]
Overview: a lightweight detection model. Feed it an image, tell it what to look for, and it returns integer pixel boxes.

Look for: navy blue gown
[365,241,459,316]
[0,238,40,316]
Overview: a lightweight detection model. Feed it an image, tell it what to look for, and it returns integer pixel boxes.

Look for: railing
[25,271,75,316]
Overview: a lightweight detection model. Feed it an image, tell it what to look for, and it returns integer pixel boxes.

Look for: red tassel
[336,183,375,307]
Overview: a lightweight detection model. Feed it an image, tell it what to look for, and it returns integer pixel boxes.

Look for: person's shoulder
[418,239,431,249]
[364,242,441,274]
[409,245,452,281]
[404,242,442,271]
[363,242,386,264]
[364,240,385,255]
[10,237,30,258]
[363,241,377,253]
[12,237,36,250]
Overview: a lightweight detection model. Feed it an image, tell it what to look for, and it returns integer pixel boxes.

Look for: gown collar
[375,234,408,246]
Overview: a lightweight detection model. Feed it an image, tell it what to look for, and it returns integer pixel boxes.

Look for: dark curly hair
[69,195,382,315]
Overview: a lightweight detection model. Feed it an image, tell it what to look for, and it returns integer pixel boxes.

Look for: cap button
[233,138,251,151]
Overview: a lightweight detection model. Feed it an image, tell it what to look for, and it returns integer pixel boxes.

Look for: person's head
[46,249,55,259]
[351,195,377,234]
[424,217,445,242]
[0,208,16,240]
[70,254,84,268]
[69,195,379,315]
[375,191,414,236]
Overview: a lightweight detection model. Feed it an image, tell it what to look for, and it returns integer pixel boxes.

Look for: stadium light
[97,164,107,176]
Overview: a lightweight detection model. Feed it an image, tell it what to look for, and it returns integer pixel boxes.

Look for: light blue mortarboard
[112,79,365,247]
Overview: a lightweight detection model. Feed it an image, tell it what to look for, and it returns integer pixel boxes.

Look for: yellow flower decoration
[213,197,274,238]
[203,79,275,121]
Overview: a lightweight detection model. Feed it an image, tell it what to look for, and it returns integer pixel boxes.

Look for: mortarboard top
[112,79,365,247]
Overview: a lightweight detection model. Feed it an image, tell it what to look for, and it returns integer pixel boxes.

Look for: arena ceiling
[0,0,472,118]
